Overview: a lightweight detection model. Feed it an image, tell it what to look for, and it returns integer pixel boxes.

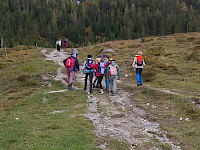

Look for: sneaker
[111,93,116,96]
[99,89,104,94]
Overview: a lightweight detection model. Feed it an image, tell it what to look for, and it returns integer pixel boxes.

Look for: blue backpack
[85,59,93,70]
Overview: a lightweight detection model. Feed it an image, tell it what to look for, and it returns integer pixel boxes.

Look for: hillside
[0,33,200,149]
[0,0,200,47]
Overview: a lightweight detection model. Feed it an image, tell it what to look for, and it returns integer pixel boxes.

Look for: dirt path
[42,49,182,150]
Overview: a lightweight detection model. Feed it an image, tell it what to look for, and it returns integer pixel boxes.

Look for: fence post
[5,47,8,60]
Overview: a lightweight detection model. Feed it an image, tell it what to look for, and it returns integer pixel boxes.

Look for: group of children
[63,47,145,95]
[83,55,121,95]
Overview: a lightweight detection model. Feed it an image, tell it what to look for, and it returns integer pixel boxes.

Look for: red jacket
[89,61,109,76]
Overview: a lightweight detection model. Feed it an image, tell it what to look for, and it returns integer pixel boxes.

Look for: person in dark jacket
[66,51,79,90]
[83,55,94,94]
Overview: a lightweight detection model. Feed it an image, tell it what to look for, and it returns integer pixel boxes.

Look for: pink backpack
[109,65,117,76]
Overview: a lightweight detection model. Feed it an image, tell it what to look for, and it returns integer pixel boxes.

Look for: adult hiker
[63,38,68,51]
[132,51,145,86]
[89,57,109,94]
[63,50,79,90]
[71,46,78,58]
[56,38,61,51]
[106,58,121,96]
[83,55,95,94]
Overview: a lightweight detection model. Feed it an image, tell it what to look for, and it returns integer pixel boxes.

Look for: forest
[0,0,200,47]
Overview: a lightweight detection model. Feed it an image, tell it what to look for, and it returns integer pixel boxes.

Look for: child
[89,57,109,94]
[106,58,121,96]
[92,58,100,88]
[56,38,61,51]
[64,51,79,90]
[63,38,68,51]
[83,55,94,94]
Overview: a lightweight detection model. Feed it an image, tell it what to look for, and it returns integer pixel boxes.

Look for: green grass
[1,33,200,149]
[76,33,200,149]
[107,139,130,150]
[77,33,200,96]
[119,83,200,150]
[0,46,98,150]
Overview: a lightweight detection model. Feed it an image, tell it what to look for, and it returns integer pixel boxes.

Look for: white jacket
[132,55,145,69]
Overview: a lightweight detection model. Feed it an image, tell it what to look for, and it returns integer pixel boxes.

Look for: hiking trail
[41,49,182,150]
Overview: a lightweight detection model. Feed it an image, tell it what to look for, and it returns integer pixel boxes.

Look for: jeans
[105,78,109,90]
[84,73,93,92]
[136,68,143,85]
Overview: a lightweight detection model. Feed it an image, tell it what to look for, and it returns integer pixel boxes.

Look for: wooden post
[5,47,8,60]
[1,38,2,48]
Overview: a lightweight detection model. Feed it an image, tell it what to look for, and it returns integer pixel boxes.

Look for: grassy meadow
[0,32,200,149]
[77,32,200,150]
[0,46,98,150]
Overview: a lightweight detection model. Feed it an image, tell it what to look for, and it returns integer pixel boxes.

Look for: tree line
[0,0,199,47]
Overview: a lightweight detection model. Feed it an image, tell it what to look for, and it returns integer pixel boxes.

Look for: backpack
[109,65,118,76]
[64,57,75,68]
[85,59,93,70]
[137,56,143,66]
[98,62,105,75]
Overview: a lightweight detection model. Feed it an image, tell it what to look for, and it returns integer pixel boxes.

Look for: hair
[96,58,100,64]
[100,57,104,62]
[88,55,92,58]
[138,51,143,55]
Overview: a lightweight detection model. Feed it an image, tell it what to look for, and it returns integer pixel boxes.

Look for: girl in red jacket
[89,57,109,94]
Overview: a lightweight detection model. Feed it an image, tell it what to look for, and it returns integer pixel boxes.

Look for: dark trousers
[57,45,60,51]
[84,73,93,92]
[97,76,103,89]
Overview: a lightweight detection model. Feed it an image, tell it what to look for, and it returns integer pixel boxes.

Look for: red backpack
[137,56,143,66]
[65,57,75,68]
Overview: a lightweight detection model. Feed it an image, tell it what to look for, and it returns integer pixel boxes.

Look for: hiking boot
[83,87,86,91]
[92,84,95,88]
[137,81,140,86]
[89,90,93,94]
[68,84,74,91]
